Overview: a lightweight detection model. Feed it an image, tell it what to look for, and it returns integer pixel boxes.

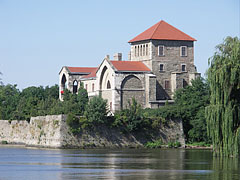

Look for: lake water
[0,146,239,180]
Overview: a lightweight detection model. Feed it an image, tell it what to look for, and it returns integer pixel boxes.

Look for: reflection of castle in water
[59,20,200,112]
[59,149,188,179]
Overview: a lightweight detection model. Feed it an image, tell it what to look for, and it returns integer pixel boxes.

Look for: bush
[84,96,108,124]
[145,140,163,148]
[168,141,181,148]
[113,98,147,132]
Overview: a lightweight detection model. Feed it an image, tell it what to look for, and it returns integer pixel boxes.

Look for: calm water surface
[0,146,239,180]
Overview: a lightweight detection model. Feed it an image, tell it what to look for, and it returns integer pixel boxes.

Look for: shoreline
[0,143,213,150]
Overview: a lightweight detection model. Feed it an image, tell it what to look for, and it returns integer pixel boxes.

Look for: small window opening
[164,80,170,90]
[182,64,186,72]
[180,46,187,56]
[92,83,94,92]
[73,80,78,94]
[158,45,164,56]
[85,84,88,91]
[146,44,148,55]
[107,80,111,89]
[160,64,164,72]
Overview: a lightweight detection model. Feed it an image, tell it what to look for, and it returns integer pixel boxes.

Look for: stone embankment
[0,115,185,148]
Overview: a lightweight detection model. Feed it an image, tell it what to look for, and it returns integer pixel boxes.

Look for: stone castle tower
[59,20,200,111]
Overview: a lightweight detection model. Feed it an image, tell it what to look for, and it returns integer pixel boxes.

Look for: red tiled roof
[128,20,196,43]
[81,68,98,79]
[110,61,151,72]
[67,67,97,73]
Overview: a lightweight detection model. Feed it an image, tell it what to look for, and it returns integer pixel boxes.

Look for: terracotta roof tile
[129,20,196,43]
[110,61,151,72]
[67,67,97,74]
[81,68,98,79]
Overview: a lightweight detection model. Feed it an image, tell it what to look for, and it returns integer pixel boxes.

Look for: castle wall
[0,115,185,148]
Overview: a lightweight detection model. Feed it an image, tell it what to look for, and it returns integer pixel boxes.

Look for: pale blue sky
[0,0,239,89]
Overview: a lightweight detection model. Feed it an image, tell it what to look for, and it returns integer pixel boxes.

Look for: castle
[59,20,200,112]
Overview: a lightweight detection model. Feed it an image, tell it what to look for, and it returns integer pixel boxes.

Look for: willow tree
[206,36,240,157]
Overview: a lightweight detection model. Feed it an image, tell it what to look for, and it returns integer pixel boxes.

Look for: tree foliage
[84,96,108,124]
[0,84,89,120]
[174,77,210,143]
[206,36,240,157]
[114,98,146,132]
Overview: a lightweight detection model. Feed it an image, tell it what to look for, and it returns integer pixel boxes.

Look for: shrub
[113,98,146,132]
[168,141,181,148]
[145,140,162,148]
[84,96,108,124]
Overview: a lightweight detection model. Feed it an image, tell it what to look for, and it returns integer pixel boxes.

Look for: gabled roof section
[128,20,196,43]
[67,67,97,74]
[81,68,98,79]
[110,61,151,72]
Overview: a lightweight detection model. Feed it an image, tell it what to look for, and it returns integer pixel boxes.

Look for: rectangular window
[182,64,186,72]
[85,84,88,91]
[180,46,187,56]
[160,64,164,72]
[92,83,94,92]
[158,45,164,56]
[164,80,170,89]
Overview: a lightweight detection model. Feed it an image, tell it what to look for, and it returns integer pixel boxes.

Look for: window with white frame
[160,64,164,72]
[158,45,164,56]
[180,46,187,56]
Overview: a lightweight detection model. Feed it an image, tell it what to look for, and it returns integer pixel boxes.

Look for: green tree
[114,98,146,132]
[174,77,210,143]
[84,96,108,124]
[206,36,240,157]
[76,83,89,114]
[0,84,20,120]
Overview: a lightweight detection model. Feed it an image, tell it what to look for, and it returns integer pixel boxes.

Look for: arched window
[146,44,148,55]
[73,80,78,94]
[92,83,94,92]
[107,80,111,89]
[137,46,139,57]
[140,45,142,56]
[143,45,145,56]
[135,46,137,57]
[61,74,67,90]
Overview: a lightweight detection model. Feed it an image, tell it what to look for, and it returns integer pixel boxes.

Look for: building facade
[59,20,200,112]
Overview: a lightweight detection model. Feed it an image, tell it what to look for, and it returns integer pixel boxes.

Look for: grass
[186,142,211,147]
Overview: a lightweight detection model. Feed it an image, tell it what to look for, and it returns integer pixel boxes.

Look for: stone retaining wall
[0,115,185,148]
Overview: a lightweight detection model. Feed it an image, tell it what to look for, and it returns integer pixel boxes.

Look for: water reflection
[210,157,239,180]
[0,146,239,180]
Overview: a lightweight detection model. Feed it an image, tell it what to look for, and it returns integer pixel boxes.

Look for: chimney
[113,53,122,61]
[105,55,110,60]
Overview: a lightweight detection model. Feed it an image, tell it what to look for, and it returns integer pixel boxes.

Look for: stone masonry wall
[0,115,185,148]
